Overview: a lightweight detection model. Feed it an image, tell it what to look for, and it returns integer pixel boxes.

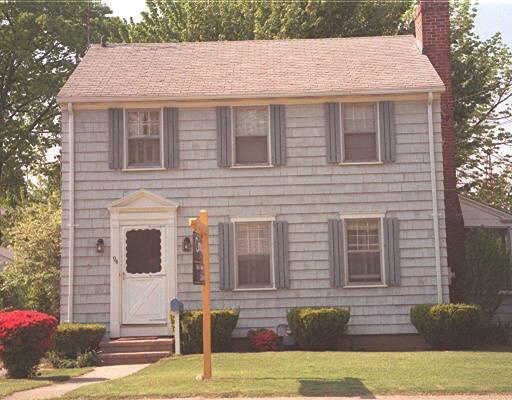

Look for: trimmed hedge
[54,323,106,359]
[287,307,350,350]
[0,310,57,378]
[410,303,483,350]
[172,309,239,354]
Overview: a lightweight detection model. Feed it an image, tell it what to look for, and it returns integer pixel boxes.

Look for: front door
[121,226,168,325]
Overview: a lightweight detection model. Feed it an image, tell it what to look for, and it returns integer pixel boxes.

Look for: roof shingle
[57,35,444,102]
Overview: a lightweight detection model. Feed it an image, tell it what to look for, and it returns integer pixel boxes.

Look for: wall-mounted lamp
[182,237,191,252]
[96,238,105,253]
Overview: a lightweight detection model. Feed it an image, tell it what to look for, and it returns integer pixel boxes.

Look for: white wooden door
[121,226,168,325]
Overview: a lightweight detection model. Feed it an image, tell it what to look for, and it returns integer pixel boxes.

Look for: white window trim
[339,213,387,288]
[230,105,273,168]
[123,108,164,170]
[339,101,382,165]
[230,216,276,291]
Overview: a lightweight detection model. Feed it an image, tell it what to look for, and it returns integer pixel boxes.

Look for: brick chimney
[415,0,465,300]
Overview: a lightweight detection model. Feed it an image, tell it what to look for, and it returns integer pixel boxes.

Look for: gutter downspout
[427,92,443,304]
[67,102,75,322]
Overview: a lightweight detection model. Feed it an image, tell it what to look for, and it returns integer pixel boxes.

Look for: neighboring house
[459,194,512,323]
[0,247,13,272]
[57,1,462,346]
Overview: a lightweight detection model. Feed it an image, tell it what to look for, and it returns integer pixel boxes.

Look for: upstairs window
[346,218,382,285]
[233,106,269,166]
[343,103,378,162]
[235,221,273,289]
[126,110,161,168]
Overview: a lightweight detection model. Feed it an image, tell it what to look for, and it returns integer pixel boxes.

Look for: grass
[0,367,92,398]
[65,351,512,399]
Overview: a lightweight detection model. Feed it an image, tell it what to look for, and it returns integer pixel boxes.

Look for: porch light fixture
[96,238,105,253]
[182,237,192,252]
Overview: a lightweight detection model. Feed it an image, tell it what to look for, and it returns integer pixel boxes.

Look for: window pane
[128,138,160,166]
[343,103,376,134]
[348,252,381,283]
[234,106,268,137]
[126,229,162,274]
[345,132,377,161]
[236,136,268,164]
[236,222,272,288]
[346,219,381,284]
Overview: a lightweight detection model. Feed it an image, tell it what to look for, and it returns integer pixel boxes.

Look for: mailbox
[170,298,184,312]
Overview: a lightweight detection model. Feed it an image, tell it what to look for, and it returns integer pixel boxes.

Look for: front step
[100,337,174,365]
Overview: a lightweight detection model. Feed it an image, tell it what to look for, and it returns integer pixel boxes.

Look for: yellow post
[189,210,212,380]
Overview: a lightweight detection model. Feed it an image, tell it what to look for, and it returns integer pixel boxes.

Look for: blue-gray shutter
[379,101,396,162]
[270,105,286,166]
[218,222,234,290]
[383,217,400,286]
[328,219,345,288]
[273,220,289,289]
[325,103,341,163]
[163,107,179,168]
[108,108,124,169]
[216,107,232,167]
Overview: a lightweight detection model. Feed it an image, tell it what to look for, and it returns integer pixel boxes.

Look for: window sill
[230,164,274,169]
[499,290,512,295]
[343,284,388,289]
[233,287,277,292]
[338,161,383,166]
[122,167,166,172]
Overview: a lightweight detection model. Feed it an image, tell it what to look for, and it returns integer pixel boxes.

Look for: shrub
[54,323,106,359]
[410,303,483,350]
[452,228,511,322]
[172,309,239,354]
[287,307,350,350]
[247,328,279,351]
[48,350,100,369]
[0,310,57,378]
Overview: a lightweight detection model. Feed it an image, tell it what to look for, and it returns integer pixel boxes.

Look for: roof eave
[56,85,445,105]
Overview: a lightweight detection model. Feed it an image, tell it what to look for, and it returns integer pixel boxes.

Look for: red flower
[247,328,279,352]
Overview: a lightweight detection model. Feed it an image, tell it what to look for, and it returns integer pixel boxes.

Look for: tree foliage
[0,1,122,206]
[0,191,61,316]
[119,0,412,43]
[455,228,511,321]
[451,0,512,198]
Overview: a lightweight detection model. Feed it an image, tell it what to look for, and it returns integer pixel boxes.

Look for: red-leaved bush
[247,328,279,351]
[0,310,57,377]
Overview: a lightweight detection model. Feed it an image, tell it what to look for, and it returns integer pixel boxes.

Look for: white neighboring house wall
[0,247,13,272]
[459,194,512,324]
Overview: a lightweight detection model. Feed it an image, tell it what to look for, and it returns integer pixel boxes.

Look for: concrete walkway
[4,364,149,400]
[158,397,512,400]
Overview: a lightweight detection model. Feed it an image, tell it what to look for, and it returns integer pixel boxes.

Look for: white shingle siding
[60,100,449,336]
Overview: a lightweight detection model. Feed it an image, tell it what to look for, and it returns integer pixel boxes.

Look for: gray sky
[104,0,512,45]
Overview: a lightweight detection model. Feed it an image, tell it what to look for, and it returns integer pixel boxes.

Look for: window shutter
[328,219,345,288]
[383,217,400,286]
[216,107,232,167]
[273,220,289,289]
[325,103,341,163]
[163,107,179,168]
[218,222,234,290]
[379,101,396,162]
[270,105,286,166]
[108,108,124,169]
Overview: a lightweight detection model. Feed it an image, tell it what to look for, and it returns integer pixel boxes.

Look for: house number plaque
[192,231,205,285]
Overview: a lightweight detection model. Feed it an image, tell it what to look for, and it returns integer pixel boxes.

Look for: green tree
[451,0,512,197]
[0,1,123,206]
[0,191,61,316]
[457,228,511,322]
[122,0,412,43]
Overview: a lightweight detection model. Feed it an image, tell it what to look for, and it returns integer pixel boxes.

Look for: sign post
[189,210,211,380]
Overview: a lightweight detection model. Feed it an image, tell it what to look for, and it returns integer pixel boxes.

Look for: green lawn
[65,351,512,398]
[0,368,91,398]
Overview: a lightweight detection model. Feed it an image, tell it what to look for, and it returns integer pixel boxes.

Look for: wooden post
[189,210,212,380]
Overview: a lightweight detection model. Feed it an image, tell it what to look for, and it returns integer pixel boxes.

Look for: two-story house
[57,0,464,348]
